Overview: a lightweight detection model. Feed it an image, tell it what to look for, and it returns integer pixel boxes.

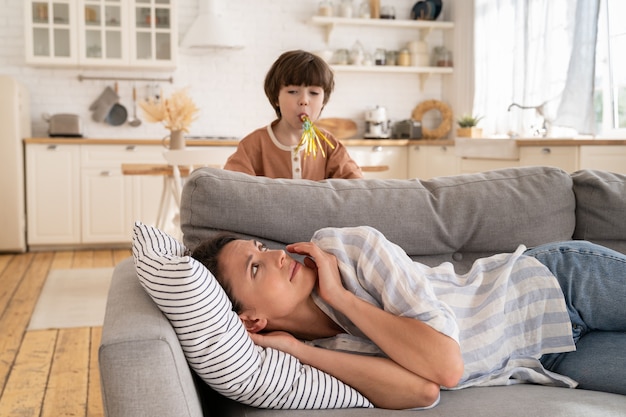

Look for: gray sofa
[100,166,626,417]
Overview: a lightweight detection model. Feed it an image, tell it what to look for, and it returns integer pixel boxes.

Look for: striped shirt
[309,226,577,389]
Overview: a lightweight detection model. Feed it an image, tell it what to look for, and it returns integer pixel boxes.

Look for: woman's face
[218,239,317,323]
[277,84,325,128]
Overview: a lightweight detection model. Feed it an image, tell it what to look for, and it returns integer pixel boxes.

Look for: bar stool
[157,149,219,233]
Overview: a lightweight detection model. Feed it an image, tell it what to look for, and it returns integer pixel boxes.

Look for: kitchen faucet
[507,101,550,137]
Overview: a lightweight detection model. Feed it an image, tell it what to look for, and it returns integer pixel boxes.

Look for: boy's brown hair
[264,50,335,118]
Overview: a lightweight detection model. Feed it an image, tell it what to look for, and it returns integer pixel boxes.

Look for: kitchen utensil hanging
[106,82,128,126]
[128,84,142,127]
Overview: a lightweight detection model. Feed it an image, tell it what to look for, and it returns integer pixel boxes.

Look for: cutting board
[315,118,358,140]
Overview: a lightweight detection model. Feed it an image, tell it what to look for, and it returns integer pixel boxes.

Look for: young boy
[224,50,363,180]
[192,226,626,409]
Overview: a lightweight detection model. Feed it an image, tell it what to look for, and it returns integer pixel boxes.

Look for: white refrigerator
[0,76,31,252]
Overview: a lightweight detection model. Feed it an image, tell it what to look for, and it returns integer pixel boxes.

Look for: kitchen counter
[26,137,626,147]
[514,138,626,146]
[23,137,240,146]
[24,137,456,147]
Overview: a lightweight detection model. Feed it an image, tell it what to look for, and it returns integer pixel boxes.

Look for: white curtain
[473,0,600,137]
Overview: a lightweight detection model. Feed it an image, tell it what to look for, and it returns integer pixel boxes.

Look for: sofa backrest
[572,169,626,255]
[181,166,576,271]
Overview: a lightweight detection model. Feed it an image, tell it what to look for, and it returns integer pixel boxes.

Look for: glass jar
[434,46,453,67]
[359,1,371,18]
[350,41,365,65]
[374,48,386,65]
[380,5,395,19]
[318,1,334,17]
[397,49,410,66]
[385,50,397,66]
[339,0,353,18]
[333,48,349,65]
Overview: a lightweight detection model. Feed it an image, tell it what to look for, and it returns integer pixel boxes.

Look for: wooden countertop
[23,137,456,146]
[514,138,626,146]
[23,137,240,146]
[24,137,626,147]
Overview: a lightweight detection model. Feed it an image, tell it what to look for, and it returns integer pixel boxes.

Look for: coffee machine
[364,106,391,139]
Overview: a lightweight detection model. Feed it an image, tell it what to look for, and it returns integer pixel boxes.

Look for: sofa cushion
[572,169,626,254]
[181,166,576,258]
[131,221,372,410]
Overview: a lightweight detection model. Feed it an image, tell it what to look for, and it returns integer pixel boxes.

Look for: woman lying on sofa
[192,226,626,410]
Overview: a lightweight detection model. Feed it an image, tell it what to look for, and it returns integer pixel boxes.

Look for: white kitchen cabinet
[408,144,459,179]
[25,0,177,69]
[81,167,133,243]
[348,145,408,179]
[78,0,129,66]
[579,146,626,174]
[24,1,78,65]
[519,146,579,172]
[80,144,164,243]
[26,141,237,248]
[128,0,177,68]
[26,143,81,246]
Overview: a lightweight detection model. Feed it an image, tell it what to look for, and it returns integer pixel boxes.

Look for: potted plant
[456,114,484,138]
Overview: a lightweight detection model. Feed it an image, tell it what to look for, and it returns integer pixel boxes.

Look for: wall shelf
[331,65,453,89]
[311,16,454,43]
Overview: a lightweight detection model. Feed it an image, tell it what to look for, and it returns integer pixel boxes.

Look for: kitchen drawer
[580,145,626,174]
[519,146,578,172]
[81,144,165,166]
[408,145,459,179]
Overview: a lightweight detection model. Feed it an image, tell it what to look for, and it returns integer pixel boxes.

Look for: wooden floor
[0,248,131,417]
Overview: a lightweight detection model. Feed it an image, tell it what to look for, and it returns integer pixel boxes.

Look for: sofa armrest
[99,257,205,417]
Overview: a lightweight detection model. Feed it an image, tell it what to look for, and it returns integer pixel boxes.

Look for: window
[595,0,626,135]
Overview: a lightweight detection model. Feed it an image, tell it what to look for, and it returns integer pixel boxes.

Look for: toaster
[48,113,84,137]
[392,119,422,139]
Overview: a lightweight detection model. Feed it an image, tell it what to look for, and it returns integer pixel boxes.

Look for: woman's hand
[248,331,301,356]
[286,242,350,308]
[289,238,463,391]
[289,240,464,389]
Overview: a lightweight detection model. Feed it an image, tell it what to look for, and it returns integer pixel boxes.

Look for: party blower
[296,114,335,158]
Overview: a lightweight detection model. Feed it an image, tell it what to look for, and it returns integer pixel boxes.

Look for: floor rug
[28,267,114,330]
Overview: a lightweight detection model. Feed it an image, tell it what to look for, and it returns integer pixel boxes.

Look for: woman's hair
[264,49,335,118]
[191,233,244,313]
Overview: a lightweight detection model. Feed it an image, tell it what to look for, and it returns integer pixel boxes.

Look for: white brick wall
[2,0,459,139]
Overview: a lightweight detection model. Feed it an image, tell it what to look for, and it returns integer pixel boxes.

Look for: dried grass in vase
[139,88,200,132]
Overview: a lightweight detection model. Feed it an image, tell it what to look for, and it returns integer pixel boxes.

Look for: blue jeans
[524,241,626,395]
